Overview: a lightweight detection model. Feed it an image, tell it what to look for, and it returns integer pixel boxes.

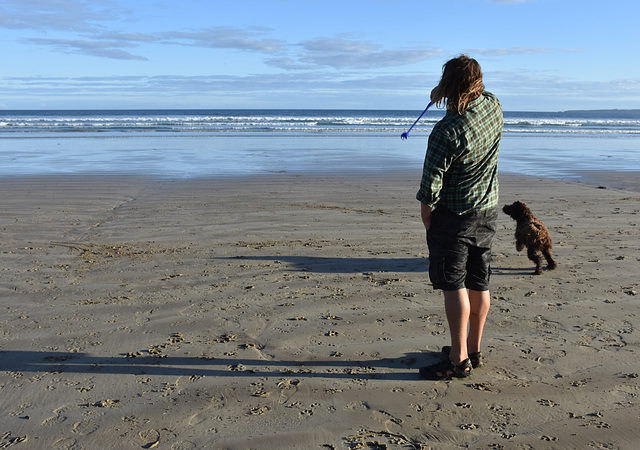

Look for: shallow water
[1,109,639,183]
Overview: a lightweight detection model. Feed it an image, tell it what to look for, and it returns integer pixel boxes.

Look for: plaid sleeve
[416,122,453,207]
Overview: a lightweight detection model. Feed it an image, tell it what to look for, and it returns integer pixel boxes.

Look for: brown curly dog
[502,201,558,275]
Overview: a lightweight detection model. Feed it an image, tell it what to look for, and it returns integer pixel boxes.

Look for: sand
[0,171,639,449]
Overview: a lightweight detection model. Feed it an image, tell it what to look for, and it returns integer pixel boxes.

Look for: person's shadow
[0,350,444,381]
[211,255,428,274]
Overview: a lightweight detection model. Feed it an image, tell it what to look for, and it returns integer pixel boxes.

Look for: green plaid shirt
[416,91,503,215]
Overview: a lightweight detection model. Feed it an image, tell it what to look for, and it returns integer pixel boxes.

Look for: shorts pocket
[429,256,466,290]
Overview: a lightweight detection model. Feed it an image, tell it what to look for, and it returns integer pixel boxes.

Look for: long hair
[433,55,485,115]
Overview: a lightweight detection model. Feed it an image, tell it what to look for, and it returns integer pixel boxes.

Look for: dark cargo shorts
[427,206,498,291]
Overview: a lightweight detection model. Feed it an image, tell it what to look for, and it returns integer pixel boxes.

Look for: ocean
[1,109,640,181]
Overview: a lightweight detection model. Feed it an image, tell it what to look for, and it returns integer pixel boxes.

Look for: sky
[1,0,639,111]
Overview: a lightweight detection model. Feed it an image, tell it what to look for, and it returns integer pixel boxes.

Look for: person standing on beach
[416,55,503,380]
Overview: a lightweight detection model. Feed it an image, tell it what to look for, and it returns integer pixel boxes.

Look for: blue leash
[400,101,432,140]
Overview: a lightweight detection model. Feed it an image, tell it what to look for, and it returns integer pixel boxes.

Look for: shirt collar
[467,93,485,109]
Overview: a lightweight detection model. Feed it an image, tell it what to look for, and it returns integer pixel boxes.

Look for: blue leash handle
[401,101,432,140]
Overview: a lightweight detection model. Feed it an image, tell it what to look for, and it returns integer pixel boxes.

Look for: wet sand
[1,171,639,449]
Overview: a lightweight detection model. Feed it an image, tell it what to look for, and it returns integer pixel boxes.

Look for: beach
[1,171,639,449]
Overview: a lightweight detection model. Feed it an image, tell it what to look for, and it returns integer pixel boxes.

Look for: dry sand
[0,171,639,449]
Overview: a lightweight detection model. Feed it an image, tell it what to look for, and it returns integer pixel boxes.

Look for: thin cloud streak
[0,0,121,32]
[0,73,435,99]
[300,47,440,70]
[469,47,579,56]
[4,72,639,105]
[22,38,148,60]
[162,27,287,53]
[297,38,440,70]
[301,37,380,53]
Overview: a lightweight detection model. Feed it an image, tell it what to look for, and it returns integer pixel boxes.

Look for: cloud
[4,71,640,110]
[303,47,439,70]
[290,37,440,70]
[0,0,120,32]
[91,31,161,43]
[17,23,438,68]
[302,37,380,54]
[19,27,286,61]
[2,0,436,68]
[1,0,148,59]
[23,37,147,61]
[470,47,553,56]
[486,70,640,103]
[465,47,582,59]
[162,27,286,53]
[1,72,427,98]
[264,57,320,71]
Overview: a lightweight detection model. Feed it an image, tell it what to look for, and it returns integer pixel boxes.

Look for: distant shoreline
[2,108,640,114]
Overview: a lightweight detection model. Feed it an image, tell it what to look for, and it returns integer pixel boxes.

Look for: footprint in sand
[42,405,73,427]
[72,418,100,435]
[371,410,403,435]
[171,441,197,450]
[277,379,300,405]
[188,394,226,426]
[344,401,370,411]
[137,428,177,449]
[53,437,78,449]
[42,415,66,426]
[138,429,160,449]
